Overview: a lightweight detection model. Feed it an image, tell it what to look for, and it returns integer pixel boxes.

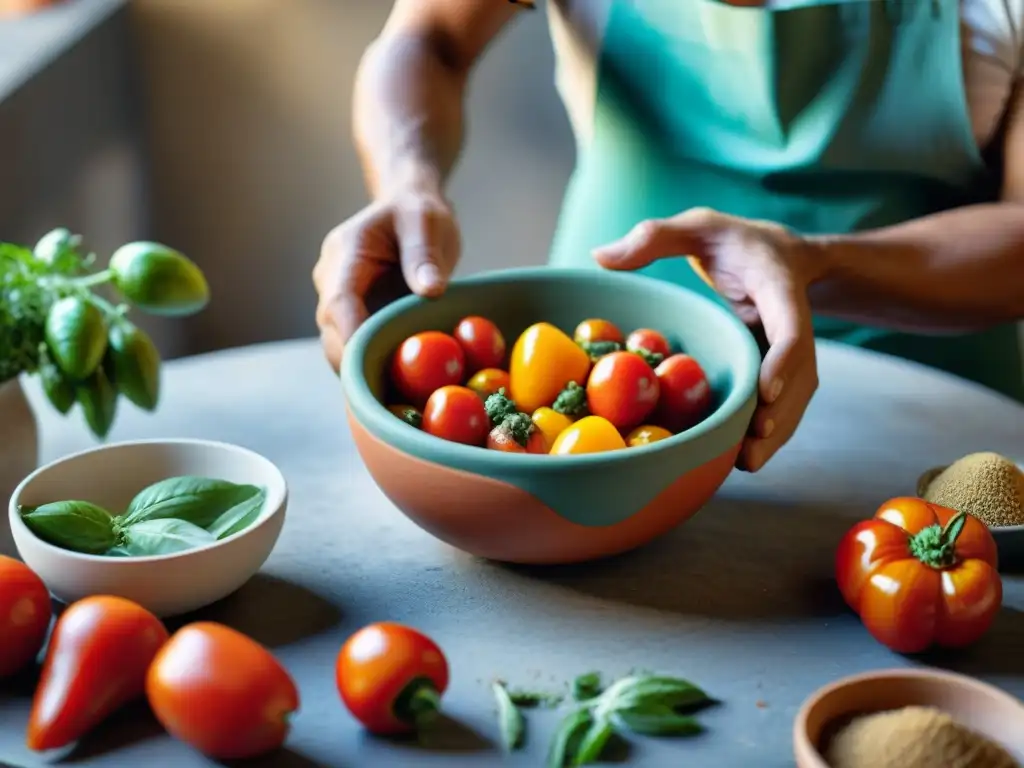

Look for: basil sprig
[19,475,268,558]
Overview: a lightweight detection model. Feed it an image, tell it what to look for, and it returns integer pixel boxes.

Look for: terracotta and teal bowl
[341,267,760,565]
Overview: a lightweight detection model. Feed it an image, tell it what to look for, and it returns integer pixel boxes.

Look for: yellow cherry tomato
[466,368,510,398]
[550,416,626,455]
[509,323,592,414]
[626,424,673,447]
[531,407,574,446]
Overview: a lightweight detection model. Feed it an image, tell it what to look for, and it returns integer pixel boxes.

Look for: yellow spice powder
[924,452,1024,528]
[826,706,1019,768]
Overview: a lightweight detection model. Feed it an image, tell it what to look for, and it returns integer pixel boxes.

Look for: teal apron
[548,0,1024,402]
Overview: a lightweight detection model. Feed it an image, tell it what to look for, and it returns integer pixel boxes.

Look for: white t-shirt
[546,0,1024,153]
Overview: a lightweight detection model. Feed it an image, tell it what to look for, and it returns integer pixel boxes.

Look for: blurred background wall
[0,0,574,358]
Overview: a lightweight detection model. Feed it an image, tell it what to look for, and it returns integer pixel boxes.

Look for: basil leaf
[609,705,702,737]
[123,518,216,556]
[571,718,614,766]
[206,487,267,539]
[572,672,602,701]
[76,366,119,439]
[492,682,525,752]
[603,675,709,711]
[105,546,133,558]
[45,296,108,380]
[38,355,75,415]
[121,476,263,528]
[547,708,593,768]
[107,321,161,411]
[19,501,117,554]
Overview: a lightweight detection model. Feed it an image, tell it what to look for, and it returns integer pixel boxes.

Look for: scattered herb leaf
[547,708,593,768]
[492,681,525,752]
[572,672,603,701]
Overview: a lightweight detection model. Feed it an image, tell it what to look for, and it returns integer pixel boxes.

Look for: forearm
[807,203,1024,333]
[352,32,468,200]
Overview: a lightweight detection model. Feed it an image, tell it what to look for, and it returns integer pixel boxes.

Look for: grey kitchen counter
[3,337,1024,767]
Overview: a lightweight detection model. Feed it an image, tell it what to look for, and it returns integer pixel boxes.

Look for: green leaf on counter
[571,718,614,766]
[608,705,702,737]
[572,672,603,701]
[492,681,525,752]
[547,708,593,768]
[19,500,117,554]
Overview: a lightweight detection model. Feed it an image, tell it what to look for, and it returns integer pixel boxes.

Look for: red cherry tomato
[453,316,506,373]
[626,328,671,361]
[466,368,511,399]
[336,622,449,736]
[586,351,660,431]
[653,354,712,432]
[0,557,51,679]
[387,404,423,429]
[422,385,490,445]
[390,332,465,406]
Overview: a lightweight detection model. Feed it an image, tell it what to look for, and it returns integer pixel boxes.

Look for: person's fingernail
[416,263,443,291]
[762,419,774,438]
[591,244,622,261]
[768,377,784,403]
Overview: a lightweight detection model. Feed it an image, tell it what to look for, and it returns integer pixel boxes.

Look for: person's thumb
[394,199,457,298]
[592,207,727,270]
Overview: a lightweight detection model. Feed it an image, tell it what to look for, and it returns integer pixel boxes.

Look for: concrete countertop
[2,338,1024,767]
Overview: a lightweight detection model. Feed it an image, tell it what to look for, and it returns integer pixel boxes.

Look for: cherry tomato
[626,425,673,447]
[423,385,490,445]
[653,354,712,433]
[486,414,548,454]
[531,407,574,446]
[574,319,624,347]
[337,622,449,736]
[147,622,299,760]
[586,351,660,431]
[390,331,465,406]
[453,316,506,372]
[388,404,422,429]
[466,368,511,399]
[835,497,1001,654]
[27,596,169,751]
[0,557,51,679]
[625,328,671,363]
[509,322,591,414]
[550,416,627,455]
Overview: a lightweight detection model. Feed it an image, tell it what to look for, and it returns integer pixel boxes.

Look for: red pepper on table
[336,621,449,735]
[835,497,1002,654]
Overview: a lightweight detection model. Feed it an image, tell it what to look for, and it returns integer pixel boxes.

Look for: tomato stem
[909,510,969,569]
[484,389,518,427]
[553,382,588,417]
[393,677,442,730]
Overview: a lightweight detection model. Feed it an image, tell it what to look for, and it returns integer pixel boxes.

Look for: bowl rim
[8,437,288,564]
[342,266,762,468]
[793,666,1024,765]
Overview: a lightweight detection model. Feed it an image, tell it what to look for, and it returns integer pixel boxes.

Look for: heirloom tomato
[423,385,490,446]
[550,416,626,455]
[509,322,591,414]
[337,622,449,736]
[586,351,660,431]
[487,412,547,454]
[653,354,712,433]
[835,497,1001,654]
[0,557,51,679]
[453,316,506,372]
[531,407,574,446]
[390,331,465,405]
[626,425,673,447]
[466,368,511,399]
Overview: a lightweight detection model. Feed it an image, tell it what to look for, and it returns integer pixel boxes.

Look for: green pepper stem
[909,510,969,569]
[75,268,114,287]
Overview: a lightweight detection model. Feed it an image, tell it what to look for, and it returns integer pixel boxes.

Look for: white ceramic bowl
[8,439,288,617]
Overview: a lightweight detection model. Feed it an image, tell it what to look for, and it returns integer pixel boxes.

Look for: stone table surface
[3,337,1024,768]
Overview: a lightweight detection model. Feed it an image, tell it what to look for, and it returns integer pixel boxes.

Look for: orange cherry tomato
[531,407,574,446]
[835,497,1001,654]
[422,385,490,446]
[486,415,548,454]
[653,354,712,433]
[626,425,673,447]
[390,331,466,406]
[550,415,627,455]
[509,322,592,414]
[336,622,449,736]
[387,404,423,429]
[147,622,299,760]
[466,368,511,399]
[453,316,506,372]
[586,351,660,431]
[0,556,51,679]
[27,596,169,751]
[625,328,671,363]
[574,318,624,348]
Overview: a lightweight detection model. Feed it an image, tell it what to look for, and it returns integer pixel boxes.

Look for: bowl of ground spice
[917,452,1024,566]
[793,668,1024,768]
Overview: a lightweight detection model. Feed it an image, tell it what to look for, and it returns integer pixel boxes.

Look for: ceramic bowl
[342,267,760,565]
[917,460,1024,568]
[793,667,1024,767]
[9,439,288,617]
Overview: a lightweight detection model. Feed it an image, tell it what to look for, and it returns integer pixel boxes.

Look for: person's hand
[314,190,461,371]
[592,207,824,472]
